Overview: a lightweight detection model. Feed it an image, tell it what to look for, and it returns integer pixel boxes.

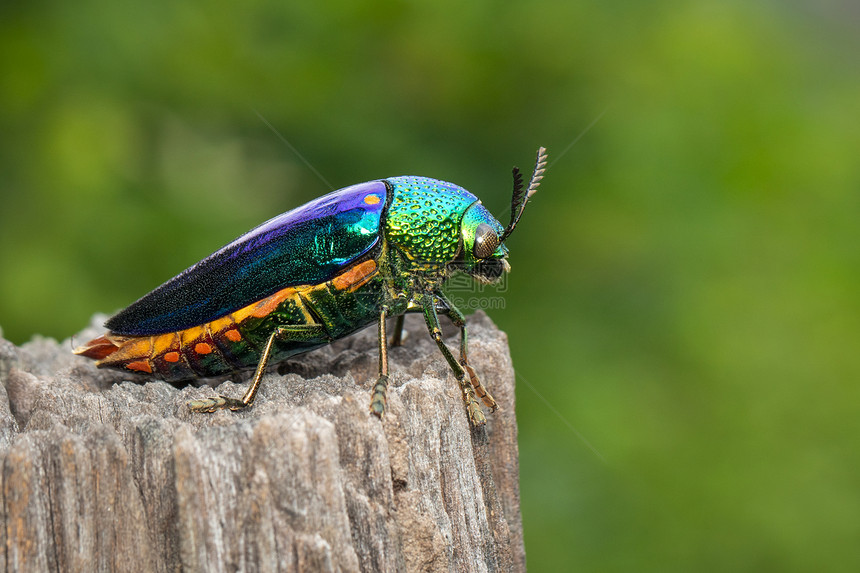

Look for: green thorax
[383,176,478,269]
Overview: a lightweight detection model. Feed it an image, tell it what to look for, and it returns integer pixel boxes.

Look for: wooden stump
[0,312,524,572]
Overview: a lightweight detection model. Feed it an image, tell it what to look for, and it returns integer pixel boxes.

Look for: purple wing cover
[106,181,388,335]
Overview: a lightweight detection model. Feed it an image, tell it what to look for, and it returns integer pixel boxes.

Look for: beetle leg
[434,292,498,412]
[188,324,326,413]
[421,294,486,427]
[370,307,390,418]
[389,314,406,347]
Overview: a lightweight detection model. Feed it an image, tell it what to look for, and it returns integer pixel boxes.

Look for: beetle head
[453,147,547,284]
[457,202,510,284]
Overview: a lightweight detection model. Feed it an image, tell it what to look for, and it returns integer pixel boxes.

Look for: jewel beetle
[75,147,547,426]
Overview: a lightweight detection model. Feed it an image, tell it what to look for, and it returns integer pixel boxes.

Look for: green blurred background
[2,0,859,570]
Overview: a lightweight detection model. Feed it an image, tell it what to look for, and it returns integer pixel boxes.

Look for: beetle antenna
[502,147,547,241]
[509,166,525,225]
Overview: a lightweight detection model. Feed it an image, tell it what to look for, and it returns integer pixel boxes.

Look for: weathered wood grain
[0,312,523,572]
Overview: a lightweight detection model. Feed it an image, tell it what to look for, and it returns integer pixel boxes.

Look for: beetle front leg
[435,292,498,412]
[369,307,390,418]
[421,294,486,426]
[188,324,326,413]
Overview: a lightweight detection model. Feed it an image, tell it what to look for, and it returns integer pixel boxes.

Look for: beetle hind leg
[187,395,247,413]
[188,324,326,413]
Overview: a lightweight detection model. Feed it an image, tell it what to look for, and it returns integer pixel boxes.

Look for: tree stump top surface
[0,311,524,573]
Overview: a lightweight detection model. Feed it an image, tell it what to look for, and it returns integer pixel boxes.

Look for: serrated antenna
[501,146,547,241]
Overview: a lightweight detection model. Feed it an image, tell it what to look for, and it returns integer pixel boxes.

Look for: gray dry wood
[0,311,524,573]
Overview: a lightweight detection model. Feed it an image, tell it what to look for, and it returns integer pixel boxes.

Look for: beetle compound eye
[473,223,500,259]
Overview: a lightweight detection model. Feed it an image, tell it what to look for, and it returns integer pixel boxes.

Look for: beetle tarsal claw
[188,395,247,413]
[457,381,486,427]
[467,400,487,427]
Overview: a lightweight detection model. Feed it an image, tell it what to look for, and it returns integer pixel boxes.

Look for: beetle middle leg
[435,292,498,412]
[420,294,486,426]
[369,307,391,418]
[188,324,326,413]
[389,314,406,347]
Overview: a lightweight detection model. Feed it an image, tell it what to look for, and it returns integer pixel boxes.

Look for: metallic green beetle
[75,148,547,426]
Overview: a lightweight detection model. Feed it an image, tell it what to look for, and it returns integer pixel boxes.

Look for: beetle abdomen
[84,312,263,381]
[76,259,382,381]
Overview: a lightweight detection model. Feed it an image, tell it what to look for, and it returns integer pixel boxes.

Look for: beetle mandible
[74,147,547,426]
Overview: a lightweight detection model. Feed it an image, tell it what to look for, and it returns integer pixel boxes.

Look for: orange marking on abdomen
[164,351,180,363]
[232,286,297,323]
[152,332,178,356]
[121,337,151,358]
[331,259,378,292]
[253,287,296,317]
[97,336,151,368]
[126,360,152,373]
[208,315,235,334]
[181,325,206,344]
[195,342,212,354]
